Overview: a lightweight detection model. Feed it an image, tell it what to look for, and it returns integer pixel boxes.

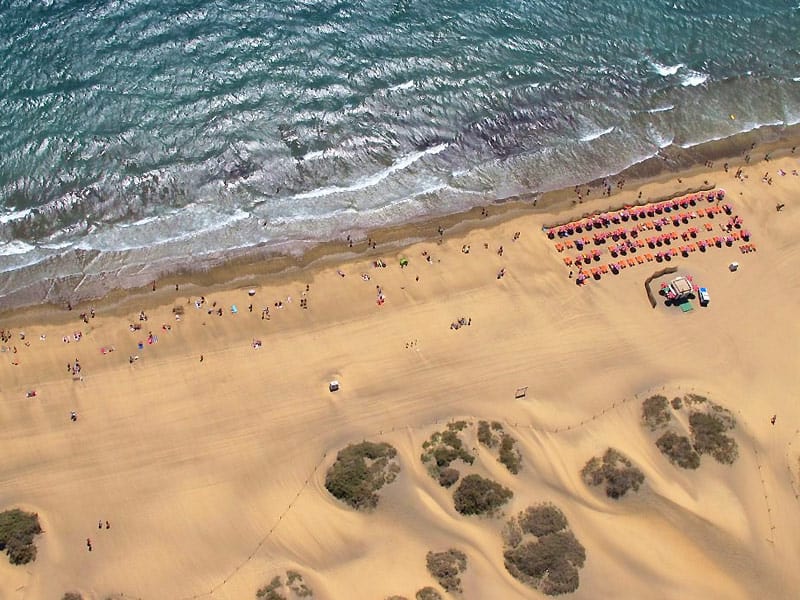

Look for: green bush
[62,594,83,600]
[325,442,400,510]
[426,549,468,592]
[421,425,474,486]
[517,504,567,537]
[437,468,460,488]
[671,397,683,410]
[286,570,313,598]
[257,572,313,599]
[683,393,708,405]
[256,576,285,600]
[581,448,645,499]
[477,421,497,447]
[415,587,442,600]
[453,474,513,516]
[0,509,42,565]
[689,412,738,464]
[656,432,700,469]
[642,395,671,430]
[503,504,586,596]
[498,434,522,474]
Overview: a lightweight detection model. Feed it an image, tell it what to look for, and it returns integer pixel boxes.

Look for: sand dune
[1,151,799,599]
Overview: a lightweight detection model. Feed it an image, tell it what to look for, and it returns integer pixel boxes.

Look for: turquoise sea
[1,0,799,306]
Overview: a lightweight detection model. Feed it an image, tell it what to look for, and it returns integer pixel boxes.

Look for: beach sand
[1,147,799,599]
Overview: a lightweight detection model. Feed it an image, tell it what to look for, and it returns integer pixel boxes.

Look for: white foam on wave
[0,240,36,256]
[291,143,449,201]
[302,150,325,161]
[681,71,709,87]
[40,240,73,250]
[676,119,787,149]
[793,76,800,82]
[388,80,415,92]
[73,207,252,252]
[0,207,32,224]
[652,61,684,76]
[647,105,675,114]
[580,126,614,142]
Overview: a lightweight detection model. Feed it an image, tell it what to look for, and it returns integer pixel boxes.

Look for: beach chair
[565,240,574,249]
[600,264,609,274]
[636,255,645,264]
[564,257,573,266]
[627,258,636,267]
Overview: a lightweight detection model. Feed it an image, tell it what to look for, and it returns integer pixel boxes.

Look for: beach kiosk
[329,380,340,392]
[665,276,694,302]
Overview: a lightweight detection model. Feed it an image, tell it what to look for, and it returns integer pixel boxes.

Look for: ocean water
[1,0,799,306]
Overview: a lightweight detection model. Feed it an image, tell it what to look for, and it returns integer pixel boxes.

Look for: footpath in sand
[1,152,799,599]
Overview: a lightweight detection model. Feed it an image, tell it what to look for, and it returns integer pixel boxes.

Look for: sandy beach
[2,143,800,599]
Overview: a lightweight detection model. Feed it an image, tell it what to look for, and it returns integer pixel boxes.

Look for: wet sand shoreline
[3,123,800,325]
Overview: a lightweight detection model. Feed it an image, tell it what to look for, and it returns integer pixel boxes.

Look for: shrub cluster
[256,571,313,599]
[581,448,645,499]
[62,594,83,600]
[421,422,475,487]
[503,504,586,596]
[0,509,42,565]
[655,431,700,469]
[415,587,442,600]
[325,442,400,510]
[256,576,284,600]
[476,421,522,474]
[477,420,503,447]
[498,434,522,474]
[689,411,738,464]
[641,395,671,430]
[645,393,739,470]
[437,468,460,488]
[426,549,468,592]
[453,474,513,516]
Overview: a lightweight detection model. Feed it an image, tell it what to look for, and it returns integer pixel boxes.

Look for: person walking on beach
[86,538,92,551]
[771,414,777,425]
